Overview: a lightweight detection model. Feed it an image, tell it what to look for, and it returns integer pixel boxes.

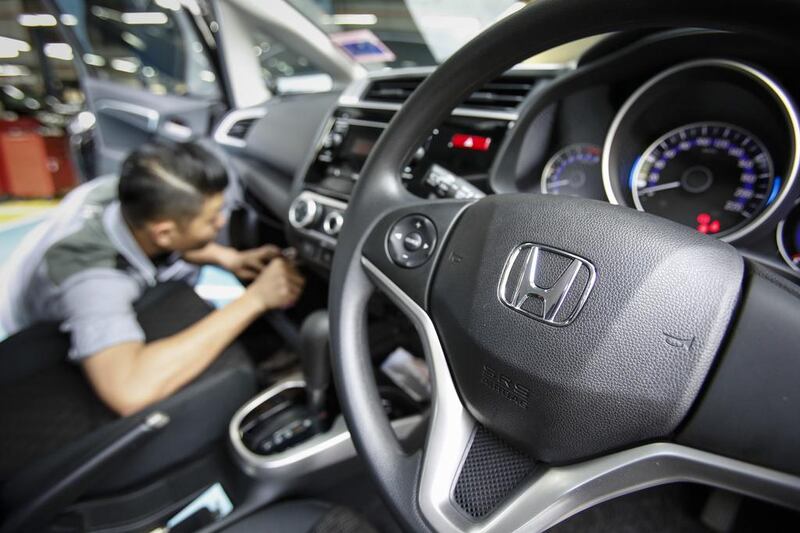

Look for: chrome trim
[95,100,159,132]
[602,59,800,244]
[288,196,319,229]
[361,259,476,530]
[290,190,348,245]
[162,120,194,142]
[363,258,800,532]
[341,100,521,122]
[293,190,348,212]
[213,107,268,148]
[145,411,170,430]
[322,210,344,236]
[338,117,388,129]
[776,199,800,273]
[229,377,423,478]
[497,243,596,327]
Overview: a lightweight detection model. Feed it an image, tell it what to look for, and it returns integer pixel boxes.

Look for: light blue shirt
[0,177,199,360]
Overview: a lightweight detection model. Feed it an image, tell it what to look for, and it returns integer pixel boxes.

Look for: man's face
[149,193,226,253]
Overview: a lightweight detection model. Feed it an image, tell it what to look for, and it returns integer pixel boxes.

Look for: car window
[248,26,333,95]
[54,0,221,99]
[0,1,84,119]
[287,0,520,69]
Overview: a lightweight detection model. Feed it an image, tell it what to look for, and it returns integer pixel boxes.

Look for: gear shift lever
[299,310,330,420]
[241,310,332,456]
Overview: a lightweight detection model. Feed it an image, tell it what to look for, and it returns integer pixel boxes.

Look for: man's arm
[82,258,304,416]
[184,243,280,280]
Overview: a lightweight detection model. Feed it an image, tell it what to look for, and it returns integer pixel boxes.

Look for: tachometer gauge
[632,122,775,237]
[777,201,800,273]
[541,144,606,200]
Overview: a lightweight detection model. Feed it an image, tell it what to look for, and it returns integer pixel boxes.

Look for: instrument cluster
[530,58,800,274]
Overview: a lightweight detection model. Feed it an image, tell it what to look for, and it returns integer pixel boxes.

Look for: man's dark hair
[118,140,228,227]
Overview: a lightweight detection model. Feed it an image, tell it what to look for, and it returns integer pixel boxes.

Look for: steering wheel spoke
[361,198,472,309]
[423,435,800,532]
[366,253,800,532]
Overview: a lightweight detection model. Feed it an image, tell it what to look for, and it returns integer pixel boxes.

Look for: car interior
[0,0,799,531]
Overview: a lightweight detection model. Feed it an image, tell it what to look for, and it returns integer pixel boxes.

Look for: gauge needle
[637,181,681,195]
[548,179,571,188]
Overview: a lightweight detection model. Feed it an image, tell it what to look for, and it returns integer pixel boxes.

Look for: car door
[51,0,226,177]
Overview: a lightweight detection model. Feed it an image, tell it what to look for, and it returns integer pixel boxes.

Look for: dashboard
[286,30,800,280]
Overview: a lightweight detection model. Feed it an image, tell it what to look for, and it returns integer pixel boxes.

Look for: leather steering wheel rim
[329,1,800,531]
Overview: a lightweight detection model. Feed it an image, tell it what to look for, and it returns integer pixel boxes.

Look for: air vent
[214,108,267,148]
[463,78,537,110]
[363,74,538,111]
[227,118,257,140]
[364,76,427,104]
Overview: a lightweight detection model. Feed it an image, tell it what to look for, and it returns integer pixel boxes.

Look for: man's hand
[184,243,281,279]
[221,245,282,280]
[245,258,306,312]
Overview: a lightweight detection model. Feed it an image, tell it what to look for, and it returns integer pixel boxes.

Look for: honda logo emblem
[498,244,596,326]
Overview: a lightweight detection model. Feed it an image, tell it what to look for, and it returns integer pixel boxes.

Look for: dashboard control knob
[323,132,344,149]
[322,210,344,236]
[289,196,320,229]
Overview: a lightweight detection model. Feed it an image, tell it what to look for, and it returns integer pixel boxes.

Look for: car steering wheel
[329,0,800,531]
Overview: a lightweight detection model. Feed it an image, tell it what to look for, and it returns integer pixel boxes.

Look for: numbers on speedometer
[632,122,776,237]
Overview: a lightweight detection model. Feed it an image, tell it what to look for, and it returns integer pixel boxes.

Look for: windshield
[286,0,525,69]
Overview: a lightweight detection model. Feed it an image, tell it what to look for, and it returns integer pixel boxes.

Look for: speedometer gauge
[632,122,775,237]
[541,144,606,200]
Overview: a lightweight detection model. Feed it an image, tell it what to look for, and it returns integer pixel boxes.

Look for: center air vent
[363,74,538,112]
[364,77,427,104]
[227,118,257,140]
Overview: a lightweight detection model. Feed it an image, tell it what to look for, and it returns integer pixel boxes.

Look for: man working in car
[0,140,305,416]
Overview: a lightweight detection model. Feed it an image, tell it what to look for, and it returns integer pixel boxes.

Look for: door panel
[84,78,219,175]
[52,0,225,177]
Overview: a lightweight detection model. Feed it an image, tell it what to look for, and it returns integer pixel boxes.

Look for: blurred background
[0,0,599,307]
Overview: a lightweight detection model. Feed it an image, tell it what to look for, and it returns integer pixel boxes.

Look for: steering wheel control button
[403,232,424,251]
[288,196,319,229]
[322,210,344,236]
[388,215,437,268]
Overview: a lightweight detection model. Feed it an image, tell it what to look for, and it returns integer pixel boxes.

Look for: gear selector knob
[299,310,330,420]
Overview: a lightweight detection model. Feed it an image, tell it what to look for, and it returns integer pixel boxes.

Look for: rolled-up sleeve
[58,269,145,361]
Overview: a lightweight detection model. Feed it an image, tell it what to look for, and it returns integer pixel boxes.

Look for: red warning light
[696,213,721,234]
[450,133,492,152]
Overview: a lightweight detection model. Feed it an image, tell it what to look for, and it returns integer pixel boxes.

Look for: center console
[287,74,527,269]
[237,70,536,475]
[229,377,422,479]
[228,309,423,482]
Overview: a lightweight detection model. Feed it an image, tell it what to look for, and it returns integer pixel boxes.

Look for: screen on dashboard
[340,125,381,167]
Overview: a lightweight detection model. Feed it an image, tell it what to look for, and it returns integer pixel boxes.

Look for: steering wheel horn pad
[430,194,742,463]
